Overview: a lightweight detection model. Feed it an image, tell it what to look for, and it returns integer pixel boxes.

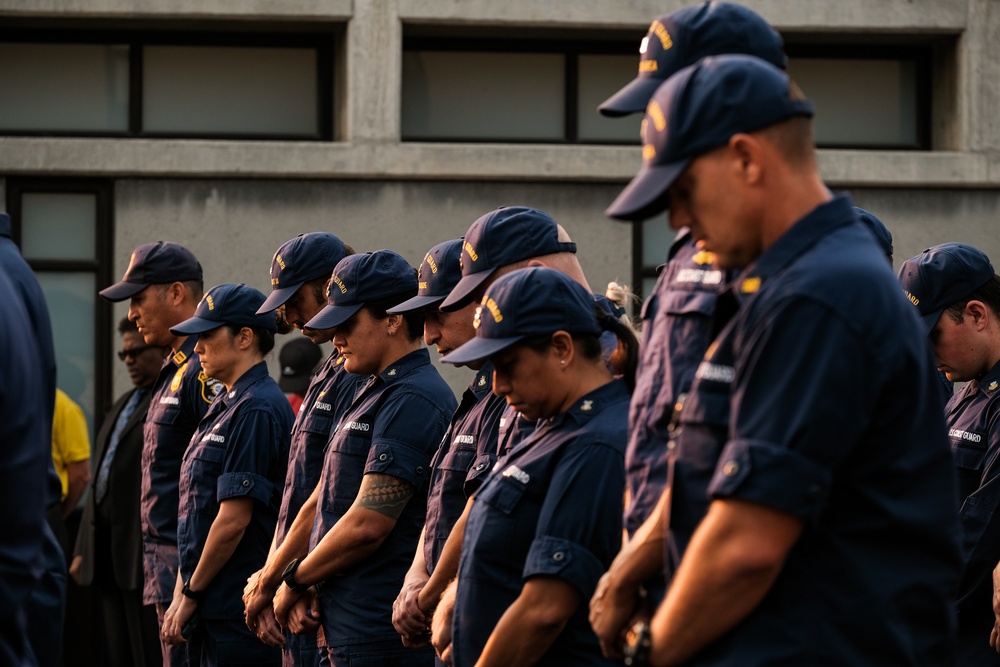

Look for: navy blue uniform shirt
[0,266,49,665]
[945,359,1000,665]
[625,230,724,535]
[669,196,961,666]
[142,336,221,604]
[276,352,362,546]
[311,348,455,647]
[424,362,508,571]
[452,380,629,667]
[178,361,293,621]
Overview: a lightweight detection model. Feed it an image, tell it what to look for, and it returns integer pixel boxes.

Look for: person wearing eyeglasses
[71,317,168,666]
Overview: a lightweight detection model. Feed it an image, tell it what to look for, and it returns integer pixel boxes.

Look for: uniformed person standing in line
[242,232,363,666]
[0,264,50,665]
[590,55,960,666]
[438,267,637,667]
[101,241,222,666]
[598,2,786,550]
[388,239,509,652]
[160,283,294,666]
[898,244,1000,665]
[271,250,456,666]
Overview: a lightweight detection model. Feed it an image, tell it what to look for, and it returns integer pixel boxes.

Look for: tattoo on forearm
[357,474,414,520]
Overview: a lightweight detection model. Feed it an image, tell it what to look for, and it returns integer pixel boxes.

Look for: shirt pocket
[662,288,716,318]
[322,433,371,515]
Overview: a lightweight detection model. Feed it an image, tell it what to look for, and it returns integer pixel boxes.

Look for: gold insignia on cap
[275,254,286,270]
[650,20,673,50]
[639,59,658,74]
[648,101,666,132]
[331,274,348,294]
[463,241,479,263]
[206,295,215,310]
[740,277,761,294]
[425,253,438,274]
[483,297,503,323]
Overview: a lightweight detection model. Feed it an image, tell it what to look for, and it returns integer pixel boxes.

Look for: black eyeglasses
[118,345,155,361]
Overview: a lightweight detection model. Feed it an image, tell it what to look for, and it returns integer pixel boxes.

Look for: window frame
[5,178,114,436]
[0,27,336,141]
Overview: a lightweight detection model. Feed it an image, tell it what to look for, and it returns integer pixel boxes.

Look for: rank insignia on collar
[580,400,593,411]
[478,375,488,387]
[172,350,188,365]
[989,381,998,392]
[387,368,397,376]
[170,364,186,392]
[740,277,761,294]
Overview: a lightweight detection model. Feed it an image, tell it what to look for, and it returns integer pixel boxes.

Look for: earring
[560,360,565,365]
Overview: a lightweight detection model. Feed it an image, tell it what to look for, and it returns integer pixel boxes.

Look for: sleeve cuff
[217,472,273,504]
[523,535,605,599]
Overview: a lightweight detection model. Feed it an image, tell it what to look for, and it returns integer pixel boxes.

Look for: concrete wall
[108,179,633,395]
[2,0,999,401]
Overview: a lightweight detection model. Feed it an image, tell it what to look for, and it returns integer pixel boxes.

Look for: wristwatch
[281,558,310,594]
[181,579,203,603]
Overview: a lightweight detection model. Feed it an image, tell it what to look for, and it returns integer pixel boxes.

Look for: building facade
[2,0,998,426]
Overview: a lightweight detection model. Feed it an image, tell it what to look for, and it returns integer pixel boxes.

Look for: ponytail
[595,306,639,392]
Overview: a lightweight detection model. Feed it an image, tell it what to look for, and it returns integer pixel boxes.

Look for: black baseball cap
[442,267,600,366]
[100,242,203,302]
[599,1,786,117]
[897,243,995,334]
[170,283,278,335]
[439,206,576,312]
[278,337,323,394]
[305,250,417,330]
[258,233,350,314]
[388,238,464,313]
[606,55,814,222]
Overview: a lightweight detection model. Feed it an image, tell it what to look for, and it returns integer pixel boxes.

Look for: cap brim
[258,283,303,314]
[440,335,525,366]
[304,302,363,330]
[606,159,690,221]
[387,293,446,314]
[440,270,495,312]
[598,76,664,118]
[170,316,222,336]
[918,309,944,337]
[99,280,149,302]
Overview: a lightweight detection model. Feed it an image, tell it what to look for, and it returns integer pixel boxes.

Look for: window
[633,216,674,301]
[6,179,114,439]
[786,43,931,150]
[402,35,641,144]
[0,29,334,140]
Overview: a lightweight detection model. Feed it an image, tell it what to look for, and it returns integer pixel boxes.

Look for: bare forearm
[188,499,253,592]
[476,578,578,667]
[420,498,472,612]
[62,461,91,517]
[260,488,318,588]
[648,501,801,667]
[612,488,669,587]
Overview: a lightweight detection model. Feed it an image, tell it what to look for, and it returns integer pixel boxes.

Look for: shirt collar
[168,334,199,369]
[973,358,1000,395]
[732,194,855,304]
[220,361,270,405]
[376,348,431,385]
[547,379,630,429]
[469,361,494,399]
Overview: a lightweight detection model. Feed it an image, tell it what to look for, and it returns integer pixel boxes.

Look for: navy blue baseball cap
[100,241,203,302]
[854,207,893,260]
[170,283,278,335]
[441,267,600,366]
[599,2,786,117]
[898,243,995,335]
[305,250,417,330]
[439,206,577,312]
[388,239,464,313]
[606,55,814,222]
[258,232,350,314]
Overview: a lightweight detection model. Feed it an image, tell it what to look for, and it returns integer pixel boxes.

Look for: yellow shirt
[52,388,91,500]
